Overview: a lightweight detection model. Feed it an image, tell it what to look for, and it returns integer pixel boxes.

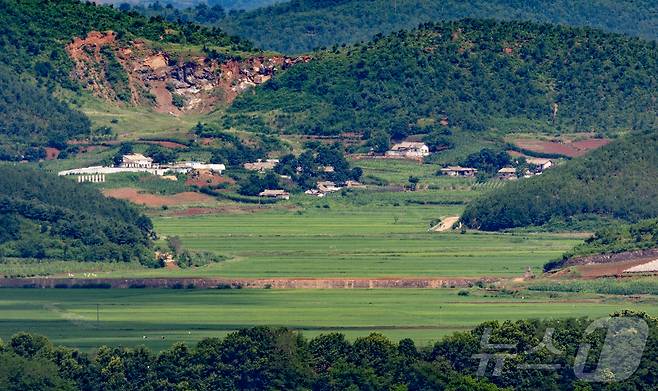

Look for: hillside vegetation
[228,19,658,140]
[96,0,281,11]
[0,0,252,88]
[461,131,658,231]
[0,65,91,160]
[0,166,155,266]
[219,0,658,53]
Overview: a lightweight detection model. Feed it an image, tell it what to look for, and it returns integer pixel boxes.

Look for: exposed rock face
[66,31,311,114]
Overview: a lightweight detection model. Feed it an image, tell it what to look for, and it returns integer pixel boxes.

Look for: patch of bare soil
[185,170,235,188]
[103,188,215,207]
[66,30,311,114]
[511,137,610,158]
[575,259,654,278]
[44,147,60,160]
[431,216,460,232]
[169,205,264,217]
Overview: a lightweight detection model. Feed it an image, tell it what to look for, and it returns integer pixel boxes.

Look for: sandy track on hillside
[431,216,460,232]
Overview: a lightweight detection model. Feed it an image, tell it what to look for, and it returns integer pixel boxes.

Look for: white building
[526,158,553,173]
[386,142,430,158]
[121,154,154,168]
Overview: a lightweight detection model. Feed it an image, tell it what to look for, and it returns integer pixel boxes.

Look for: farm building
[526,157,553,173]
[259,189,290,200]
[317,181,342,193]
[345,180,366,189]
[386,142,430,158]
[440,166,478,177]
[497,167,517,180]
[170,162,226,175]
[244,159,279,172]
[121,154,154,168]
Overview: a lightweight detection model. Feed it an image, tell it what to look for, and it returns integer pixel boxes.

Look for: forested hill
[460,131,658,231]
[219,0,658,53]
[95,0,281,11]
[228,20,658,139]
[0,65,91,161]
[0,0,252,87]
[0,166,156,267]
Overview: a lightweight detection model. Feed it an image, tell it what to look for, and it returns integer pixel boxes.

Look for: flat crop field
[137,188,581,279]
[1,288,655,351]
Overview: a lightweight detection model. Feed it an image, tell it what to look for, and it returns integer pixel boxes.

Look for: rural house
[244,159,279,172]
[497,167,517,180]
[525,157,553,173]
[259,189,290,200]
[317,181,342,193]
[385,142,431,158]
[440,166,478,177]
[121,153,154,168]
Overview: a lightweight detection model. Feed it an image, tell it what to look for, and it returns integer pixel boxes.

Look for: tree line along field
[1,288,657,351]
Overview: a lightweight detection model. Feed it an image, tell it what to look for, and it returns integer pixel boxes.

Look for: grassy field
[1,288,655,351]
[139,188,581,278]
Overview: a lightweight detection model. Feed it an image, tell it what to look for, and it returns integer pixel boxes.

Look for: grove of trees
[0,166,156,266]
[1,312,657,390]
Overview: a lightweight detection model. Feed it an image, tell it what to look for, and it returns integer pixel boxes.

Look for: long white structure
[58,162,226,178]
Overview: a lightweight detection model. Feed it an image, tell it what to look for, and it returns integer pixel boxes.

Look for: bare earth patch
[103,188,215,207]
[511,137,610,158]
[431,216,460,232]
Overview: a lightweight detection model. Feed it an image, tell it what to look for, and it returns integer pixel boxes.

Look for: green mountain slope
[0,166,155,266]
[461,131,658,231]
[0,65,91,160]
[95,0,282,11]
[0,0,252,87]
[228,19,658,140]
[220,0,658,53]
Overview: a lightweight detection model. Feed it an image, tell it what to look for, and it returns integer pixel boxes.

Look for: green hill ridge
[228,19,658,142]
[461,131,658,231]
[0,166,155,266]
[219,0,658,53]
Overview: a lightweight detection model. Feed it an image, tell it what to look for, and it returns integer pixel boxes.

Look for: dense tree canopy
[1,312,657,390]
[0,65,91,160]
[461,131,658,231]
[0,166,156,266]
[228,19,658,141]
[210,0,658,53]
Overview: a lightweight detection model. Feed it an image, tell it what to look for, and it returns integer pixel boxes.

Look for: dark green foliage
[229,19,658,139]
[145,145,178,164]
[462,131,658,231]
[238,171,280,195]
[100,46,131,102]
[217,0,658,53]
[274,143,360,190]
[3,313,658,390]
[171,93,186,109]
[0,65,90,160]
[0,166,155,265]
[458,148,511,176]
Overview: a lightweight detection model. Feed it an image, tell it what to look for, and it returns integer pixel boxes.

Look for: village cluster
[59,140,554,201]
[440,157,553,179]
